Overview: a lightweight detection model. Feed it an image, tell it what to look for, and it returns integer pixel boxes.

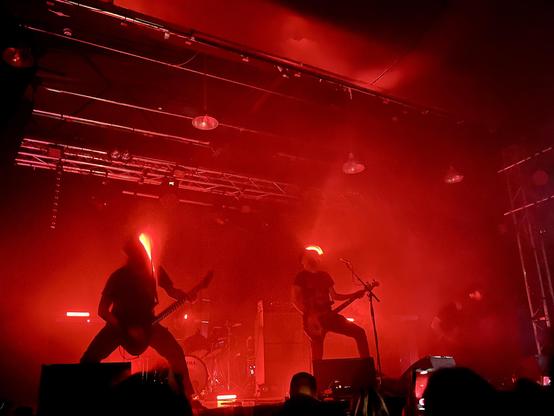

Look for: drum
[182,331,210,358]
[185,355,209,393]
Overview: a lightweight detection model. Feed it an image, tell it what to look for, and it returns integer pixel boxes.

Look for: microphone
[339,257,352,264]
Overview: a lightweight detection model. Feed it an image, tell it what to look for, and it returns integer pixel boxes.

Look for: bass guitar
[303,280,379,339]
[121,271,213,355]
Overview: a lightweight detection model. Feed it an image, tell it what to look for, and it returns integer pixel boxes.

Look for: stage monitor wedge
[37,362,131,416]
[313,357,376,397]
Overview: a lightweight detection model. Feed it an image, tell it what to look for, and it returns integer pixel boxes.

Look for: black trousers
[80,323,194,398]
[309,312,370,361]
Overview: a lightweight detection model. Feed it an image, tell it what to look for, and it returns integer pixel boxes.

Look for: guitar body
[120,324,153,356]
[119,271,213,356]
[302,280,379,341]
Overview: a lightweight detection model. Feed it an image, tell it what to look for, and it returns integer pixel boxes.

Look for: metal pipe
[498,145,553,174]
[503,193,554,216]
[538,229,554,309]
[42,87,286,140]
[505,167,542,356]
[524,214,552,328]
[121,190,214,207]
[49,0,451,119]
[24,25,305,103]
[32,109,210,147]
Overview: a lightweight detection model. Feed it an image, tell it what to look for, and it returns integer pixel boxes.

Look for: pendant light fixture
[444,165,464,184]
[342,152,366,175]
[192,56,219,131]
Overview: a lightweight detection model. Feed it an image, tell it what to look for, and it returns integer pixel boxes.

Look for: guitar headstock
[367,280,380,290]
[186,271,214,300]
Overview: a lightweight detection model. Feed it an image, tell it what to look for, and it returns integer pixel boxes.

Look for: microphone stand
[343,261,382,379]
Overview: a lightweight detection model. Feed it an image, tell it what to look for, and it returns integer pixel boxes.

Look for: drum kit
[174,302,253,397]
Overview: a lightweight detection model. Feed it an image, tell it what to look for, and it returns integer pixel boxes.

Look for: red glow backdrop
[2,0,546,407]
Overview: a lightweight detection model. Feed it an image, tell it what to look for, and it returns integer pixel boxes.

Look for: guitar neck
[333,296,359,314]
[153,297,187,325]
[151,272,212,325]
[332,283,377,314]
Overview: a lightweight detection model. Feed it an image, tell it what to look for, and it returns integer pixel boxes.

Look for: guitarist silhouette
[81,235,210,401]
[292,248,370,361]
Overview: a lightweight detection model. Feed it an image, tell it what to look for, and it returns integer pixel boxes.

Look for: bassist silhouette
[292,247,370,361]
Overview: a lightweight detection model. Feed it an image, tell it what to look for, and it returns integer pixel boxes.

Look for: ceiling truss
[15,138,300,204]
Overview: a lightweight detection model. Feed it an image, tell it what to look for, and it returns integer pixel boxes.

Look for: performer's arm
[291,285,304,313]
[330,286,365,301]
[158,265,190,301]
[98,294,119,327]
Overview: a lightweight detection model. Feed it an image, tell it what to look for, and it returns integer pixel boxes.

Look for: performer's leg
[323,314,370,358]
[310,335,325,361]
[150,324,194,399]
[80,324,121,363]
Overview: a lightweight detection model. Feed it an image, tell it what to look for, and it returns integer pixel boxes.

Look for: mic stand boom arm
[343,261,383,379]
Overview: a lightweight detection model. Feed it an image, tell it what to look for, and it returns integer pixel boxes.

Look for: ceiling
[4,0,552,210]
[115,0,554,131]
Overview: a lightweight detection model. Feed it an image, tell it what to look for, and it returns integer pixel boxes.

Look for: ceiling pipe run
[40,0,452,119]
[32,109,211,148]
[42,87,286,140]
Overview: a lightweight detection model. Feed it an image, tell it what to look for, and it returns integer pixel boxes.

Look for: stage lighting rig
[120,150,131,162]
[109,149,120,160]
[16,138,300,205]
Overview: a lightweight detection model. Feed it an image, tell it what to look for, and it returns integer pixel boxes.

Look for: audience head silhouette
[289,371,317,398]
[423,367,496,416]
[108,372,192,416]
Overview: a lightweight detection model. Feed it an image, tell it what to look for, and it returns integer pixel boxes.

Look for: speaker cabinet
[254,300,311,398]
[37,362,131,416]
[313,357,376,396]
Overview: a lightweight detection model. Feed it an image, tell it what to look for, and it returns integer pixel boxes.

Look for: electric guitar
[121,271,213,355]
[303,280,379,340]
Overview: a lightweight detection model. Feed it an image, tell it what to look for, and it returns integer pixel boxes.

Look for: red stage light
[305,245,324,256]
[2,47,35,68]
[66,311,90,317]
[414,369,430,409]
[346,317,355,322]
[216,394,237,400]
